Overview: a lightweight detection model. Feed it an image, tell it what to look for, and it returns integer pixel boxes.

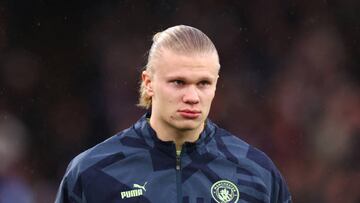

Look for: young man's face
[143,49,219,134]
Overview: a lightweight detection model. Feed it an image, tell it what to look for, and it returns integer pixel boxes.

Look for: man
[55,25,292,203]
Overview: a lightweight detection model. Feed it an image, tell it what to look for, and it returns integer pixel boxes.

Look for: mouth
[177,109,201,119]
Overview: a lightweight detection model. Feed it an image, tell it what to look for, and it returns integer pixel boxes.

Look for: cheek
[163,86,182,100]
[155,85,177,104]
[203,90,216,103]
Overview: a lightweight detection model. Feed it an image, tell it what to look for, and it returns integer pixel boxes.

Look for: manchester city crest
[211,180,239,203]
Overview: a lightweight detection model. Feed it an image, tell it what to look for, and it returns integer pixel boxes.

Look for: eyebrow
[166,75,215,82]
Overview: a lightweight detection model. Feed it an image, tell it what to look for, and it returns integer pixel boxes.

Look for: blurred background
[0,0,359,202]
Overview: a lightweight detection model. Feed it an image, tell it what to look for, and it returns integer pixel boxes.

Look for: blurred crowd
[0,0,359,202]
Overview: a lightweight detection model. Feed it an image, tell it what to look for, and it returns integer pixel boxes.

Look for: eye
[198,80,211,87]
[171,80,185,86]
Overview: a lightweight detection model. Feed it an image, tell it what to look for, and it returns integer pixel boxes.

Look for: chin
[174,121,203,131]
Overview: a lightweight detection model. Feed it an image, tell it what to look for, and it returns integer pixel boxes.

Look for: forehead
[153,49,220,79]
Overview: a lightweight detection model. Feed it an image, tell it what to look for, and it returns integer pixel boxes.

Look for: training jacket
[55,113,292,203]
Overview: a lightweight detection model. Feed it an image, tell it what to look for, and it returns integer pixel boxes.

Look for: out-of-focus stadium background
[0,0,359,202]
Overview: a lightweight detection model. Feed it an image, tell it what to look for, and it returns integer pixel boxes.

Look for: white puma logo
[133,182,147,192]
[120,182,148,199]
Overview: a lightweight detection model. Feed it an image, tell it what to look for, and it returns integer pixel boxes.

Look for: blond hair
[138,25,219,109]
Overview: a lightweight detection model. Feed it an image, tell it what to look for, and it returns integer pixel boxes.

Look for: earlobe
[142,70,154,96]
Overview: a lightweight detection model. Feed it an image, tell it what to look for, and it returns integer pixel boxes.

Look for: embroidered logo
[211,180,239,203]
[133,182,147,192]
[121,182,147,199]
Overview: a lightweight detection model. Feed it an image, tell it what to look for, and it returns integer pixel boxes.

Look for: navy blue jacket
[55,114,292,203]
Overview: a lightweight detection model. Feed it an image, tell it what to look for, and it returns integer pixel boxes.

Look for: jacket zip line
[176,148,182,203]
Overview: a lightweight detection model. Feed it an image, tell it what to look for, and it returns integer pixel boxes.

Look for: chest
[79,153,270,203]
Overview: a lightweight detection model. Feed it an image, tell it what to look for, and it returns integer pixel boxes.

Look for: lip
[178,109,201,119]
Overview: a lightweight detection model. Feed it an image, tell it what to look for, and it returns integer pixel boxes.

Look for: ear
[142,70,154,97]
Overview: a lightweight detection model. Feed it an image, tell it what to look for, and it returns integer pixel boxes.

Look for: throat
[149,117,204,148]
[166,129,201,150]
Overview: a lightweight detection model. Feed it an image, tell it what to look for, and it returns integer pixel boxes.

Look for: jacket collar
[133,112,217,154]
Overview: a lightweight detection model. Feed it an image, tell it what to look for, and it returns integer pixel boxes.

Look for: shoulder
[214,127,277,172]
[212,126,292,202]
[212,126,285,185]
[63,127,135,182]
[55,127,142,202]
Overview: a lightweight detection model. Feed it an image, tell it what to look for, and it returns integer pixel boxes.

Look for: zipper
[176,154,181,170]
[176,148,182,203]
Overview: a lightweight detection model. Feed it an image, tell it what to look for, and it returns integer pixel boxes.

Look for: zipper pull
[176,156,181,170]
[176,149,181,170]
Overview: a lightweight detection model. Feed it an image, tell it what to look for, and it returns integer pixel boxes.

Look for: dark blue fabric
[196,197,204,203]
[73,152,125,197]
[236,167,254,176]
[246,146,274,172]
[182,150,219,183]
[55,114,292,203]
[121,135,175,171]
[182,196,189,203]
[241,192,266,203]
[237,179,268,194]
[215,129,239,164]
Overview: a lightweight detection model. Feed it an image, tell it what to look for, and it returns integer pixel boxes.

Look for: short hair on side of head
[137,25,219,109]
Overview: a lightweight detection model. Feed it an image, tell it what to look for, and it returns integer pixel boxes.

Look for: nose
[182,85,200,104]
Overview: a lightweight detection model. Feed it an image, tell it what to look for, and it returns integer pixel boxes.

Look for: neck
[149,117,204,151]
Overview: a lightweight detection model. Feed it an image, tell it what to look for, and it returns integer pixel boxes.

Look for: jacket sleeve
[270,170,292,203]
[54,177,70,203]
[54,162,83,203]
